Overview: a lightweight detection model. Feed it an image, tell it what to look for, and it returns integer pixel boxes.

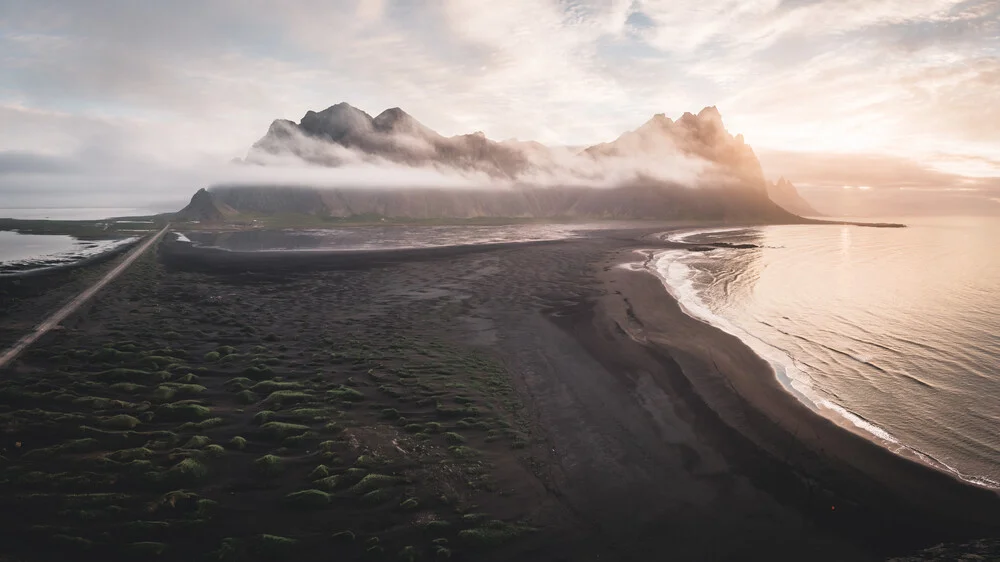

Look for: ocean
[0,208,158,220]
[650,216,1000,488]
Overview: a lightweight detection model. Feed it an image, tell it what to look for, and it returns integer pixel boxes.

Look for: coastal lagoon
[178,223,598,252]
[0,231,138,274]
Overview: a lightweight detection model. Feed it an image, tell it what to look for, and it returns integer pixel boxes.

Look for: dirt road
[0,225,169,369]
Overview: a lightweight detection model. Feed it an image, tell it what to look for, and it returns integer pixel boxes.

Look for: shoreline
[595,245,1000,549]
[641,224,999,491]
[0,236,140,278]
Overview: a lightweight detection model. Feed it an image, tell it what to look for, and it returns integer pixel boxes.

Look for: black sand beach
[0,227,997,561]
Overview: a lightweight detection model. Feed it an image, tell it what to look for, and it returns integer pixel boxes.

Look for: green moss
[182,435,211,449]
[423,520,451,534]
[107,447,154,462]
[278,407,335,422]
[448,446,480,459]
[228,436,247,450]
[204,351,221,362]
[102,414,141,430]
[252,410,275,425]
[443,432,466,445]
[161,383,206,396]
[52,534,93,550]
[125,542,166,556]
[204,444,225,457]
[176,373,200,384]
[457,521,534,548]
[152,386,177,401]
[285,489,331,509]
[308,465,329,479]
[95,368,152,382]
[283,431,317,448]
[399,546,419,562]
[313,475,340,491]
[259,421,310,440]
[242,365,275,379]
[223,377,253,389]
[328,386,365,402]
[110,382,147,393]
[176,417,225,432]
[258,534,298,559]
[332,530,355,542]
[260,390,313,407]
[215,538,242,562]
[136,356,180,370]
[156,402,210,421]
[349,473,399,494]
[167,458,208,483]
[253,454,283,478]
[359,488,394,504]
[23,438,101,458]
[235,390,259,404]
[123,520,171,534]
[400,497,419,510]
[250,380,303,393]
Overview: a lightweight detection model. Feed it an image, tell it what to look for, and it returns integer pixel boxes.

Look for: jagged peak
[266,119,298,135]
[374,107,409,120]
[642,113,674,129]
[302,102,372,122]
[697,105,722,120]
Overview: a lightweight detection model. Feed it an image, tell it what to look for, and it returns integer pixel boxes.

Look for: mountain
[174,188,238,221]
[181,103,808,222]
[767,177,823,216]
[583,107,766,189]
[196,181,793,222]
[246,103,532,178]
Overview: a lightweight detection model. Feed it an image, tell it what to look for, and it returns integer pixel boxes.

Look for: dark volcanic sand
[0,228,997,562]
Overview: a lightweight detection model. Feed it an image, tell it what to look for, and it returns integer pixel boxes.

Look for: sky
[0,0,998,210]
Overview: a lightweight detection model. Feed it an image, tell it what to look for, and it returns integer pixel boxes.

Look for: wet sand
[0,227,997,561]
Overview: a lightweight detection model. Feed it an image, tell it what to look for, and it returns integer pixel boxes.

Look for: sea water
[651,216,1000,488]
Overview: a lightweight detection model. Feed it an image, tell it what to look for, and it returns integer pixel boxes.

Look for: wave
[643,227,1000,490]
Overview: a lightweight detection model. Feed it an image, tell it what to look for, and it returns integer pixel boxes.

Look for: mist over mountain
[247,103,533,179]
[767,177,824,216]
[184,103,811,221]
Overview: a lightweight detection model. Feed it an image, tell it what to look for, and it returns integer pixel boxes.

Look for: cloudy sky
[1,0,998,210]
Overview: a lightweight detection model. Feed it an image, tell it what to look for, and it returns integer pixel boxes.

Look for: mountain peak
[175,187,236,222]
[372,107,433,137]
[697,105,722,120]
[300,102,374,141]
